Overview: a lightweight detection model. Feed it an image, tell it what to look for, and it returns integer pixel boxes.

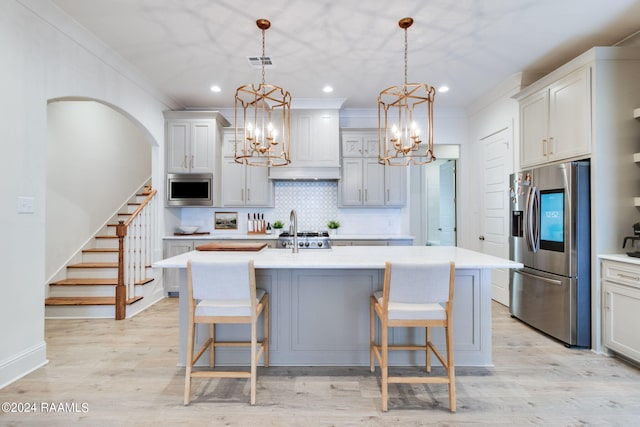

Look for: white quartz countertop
[154,246,523,270]
[331,235,414,240]
[598,253,640,266]
[163,234,414,241]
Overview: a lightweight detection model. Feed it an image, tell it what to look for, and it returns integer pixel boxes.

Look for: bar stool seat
[184,259,269,406]
[370,260,456,412]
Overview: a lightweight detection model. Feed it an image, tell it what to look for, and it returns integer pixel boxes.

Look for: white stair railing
[116,187,157,320]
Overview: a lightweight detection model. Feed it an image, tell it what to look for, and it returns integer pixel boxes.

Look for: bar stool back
[184,259,269,405]
[370,260,456,412]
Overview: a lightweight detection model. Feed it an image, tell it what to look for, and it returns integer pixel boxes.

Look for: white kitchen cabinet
[162,240,196,294]
[602,259,640,364]
[340,130,406,207]
[385,165,407,206]
[221,130,273,207]
[342,133,378,158]
[518,66,591,168]
[164,111,229,174]
[290,109,340,167]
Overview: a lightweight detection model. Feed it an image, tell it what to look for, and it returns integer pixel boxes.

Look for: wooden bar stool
[184,259,269,405]
[370,260,456,412]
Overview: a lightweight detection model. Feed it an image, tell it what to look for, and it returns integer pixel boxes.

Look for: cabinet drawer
[602,261,640,289]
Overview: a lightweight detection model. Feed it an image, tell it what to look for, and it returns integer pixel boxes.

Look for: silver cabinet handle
[542,139,547,156]
[364,189,368,202]
[548,137,554,155]
[478,235,485,241]
[358,189,362,202]
[190,155,194,169]
[247,188,251,202]
[183,155,187,168]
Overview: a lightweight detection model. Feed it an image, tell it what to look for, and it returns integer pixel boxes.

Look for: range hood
[268,166,341,181]
[267,100,344,181]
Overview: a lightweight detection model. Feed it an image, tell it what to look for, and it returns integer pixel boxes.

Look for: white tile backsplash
[177,181,406,235]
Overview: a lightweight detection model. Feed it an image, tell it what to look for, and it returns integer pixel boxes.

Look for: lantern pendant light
[378,17,436,166]
[235,19,292,167]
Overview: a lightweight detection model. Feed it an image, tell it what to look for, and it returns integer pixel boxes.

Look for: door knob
[478,235,485,241]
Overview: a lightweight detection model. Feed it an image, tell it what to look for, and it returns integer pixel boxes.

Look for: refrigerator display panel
[540,190,564,252]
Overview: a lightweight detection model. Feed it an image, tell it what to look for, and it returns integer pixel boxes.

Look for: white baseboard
[0,342,48,389]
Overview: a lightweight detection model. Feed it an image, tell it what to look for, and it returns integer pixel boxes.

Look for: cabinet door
[291,110,339,166]
[312,110,340,165]
[363,158,385,206]
[190,121,215,173]
[520,90,549,168]
[604,282,640,363]
[222,129,241,158]
[385,165,406,206]
[548,67,591,161]
[167,121,190,173]
[340,158,364,206]
[245,164,273,206]
[221,158,246,206]
[341,135,363,157]
[163,240,194,293]
[363,135,379,158]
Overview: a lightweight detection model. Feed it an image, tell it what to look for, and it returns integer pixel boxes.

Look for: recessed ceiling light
[210,85,221,93]
[322,85,334,93]
[438,86,449,93]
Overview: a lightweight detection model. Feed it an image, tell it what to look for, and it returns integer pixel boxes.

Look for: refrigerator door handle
[515,270,563,286]
[525,186,540,253]
[531,186,540,252]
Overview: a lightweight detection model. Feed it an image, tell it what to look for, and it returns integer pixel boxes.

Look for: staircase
[45,184,163,319]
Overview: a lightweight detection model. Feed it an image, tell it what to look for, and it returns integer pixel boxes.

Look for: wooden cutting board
[195,242,268,251]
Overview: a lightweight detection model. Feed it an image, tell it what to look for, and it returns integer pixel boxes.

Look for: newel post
[115,220,127,320]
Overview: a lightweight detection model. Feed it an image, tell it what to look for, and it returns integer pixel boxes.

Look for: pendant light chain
[261,27,266,87]
[404,26,408,86]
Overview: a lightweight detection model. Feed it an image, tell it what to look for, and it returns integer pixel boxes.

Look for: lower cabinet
[163,240,197,294]
[602,260,640,363]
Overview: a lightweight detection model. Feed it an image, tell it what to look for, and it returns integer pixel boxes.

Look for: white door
[480,128,512,306]
[439,160,456,245]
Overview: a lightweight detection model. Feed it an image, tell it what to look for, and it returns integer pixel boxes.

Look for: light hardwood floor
[1,298,639,426]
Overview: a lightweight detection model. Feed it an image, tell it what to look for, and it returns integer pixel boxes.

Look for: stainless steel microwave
[166,173,213,206]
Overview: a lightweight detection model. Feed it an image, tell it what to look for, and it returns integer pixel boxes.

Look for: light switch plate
[17,196,34,214]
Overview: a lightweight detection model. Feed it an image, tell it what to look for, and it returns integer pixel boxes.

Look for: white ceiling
[50,0,640,109]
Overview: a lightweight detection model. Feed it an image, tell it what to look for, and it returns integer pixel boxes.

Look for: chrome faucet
[290,209,298,253]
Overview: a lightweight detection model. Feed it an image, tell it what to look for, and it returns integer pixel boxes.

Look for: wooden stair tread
[95,235,118,239]
[68,262,118,268]
[45,296,143,306]
[49,277,154,286]
[82,248,118,253]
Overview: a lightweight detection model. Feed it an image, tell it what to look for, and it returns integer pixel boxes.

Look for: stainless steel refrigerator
[509,161,591,347]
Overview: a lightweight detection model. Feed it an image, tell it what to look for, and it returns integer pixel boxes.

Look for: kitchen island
[153,246,522,367]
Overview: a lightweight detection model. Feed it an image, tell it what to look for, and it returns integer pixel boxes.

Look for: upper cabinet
[164,111,229,174]
[518,66,591,168]
[339,130,406,207]
[268,109,341,180]
[291,109,340,167]
[220,129,273,207]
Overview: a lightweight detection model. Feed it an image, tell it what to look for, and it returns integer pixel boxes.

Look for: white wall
[46,101,152,281]
[459,75,522,251]
[0,0,170,388]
